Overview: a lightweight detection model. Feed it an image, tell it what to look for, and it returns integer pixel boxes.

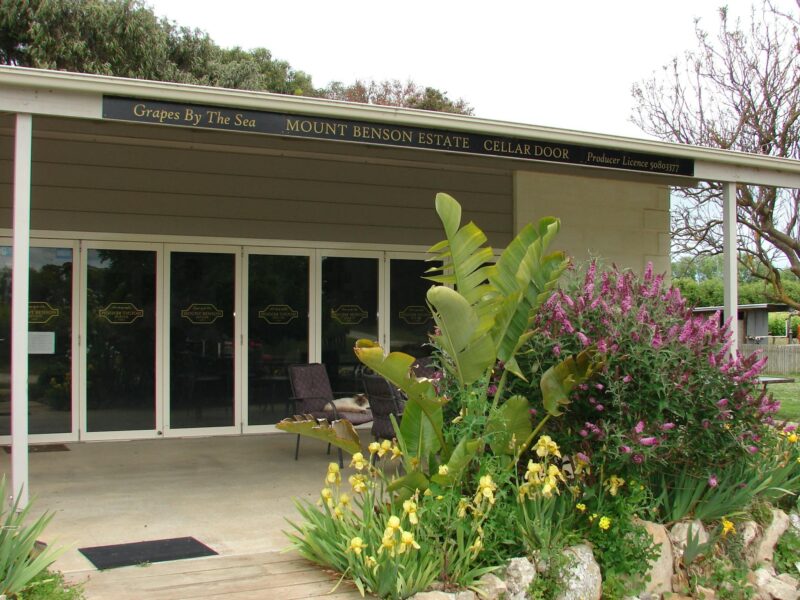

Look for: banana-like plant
[279,193,601,494]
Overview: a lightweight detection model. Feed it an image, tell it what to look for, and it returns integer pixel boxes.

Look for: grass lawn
[770,373,800,422]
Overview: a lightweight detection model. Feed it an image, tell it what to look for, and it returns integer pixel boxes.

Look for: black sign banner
[103,96,694,177]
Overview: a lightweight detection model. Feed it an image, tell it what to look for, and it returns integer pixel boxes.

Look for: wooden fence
[742,344,800,374]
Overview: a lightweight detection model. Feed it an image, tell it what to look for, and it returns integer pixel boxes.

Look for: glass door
[166,248,239,434]
[320,253,381,395]
[245,251,312,429]
[387,257,434,357]
[0,243,77,441]
[83,244,160,437]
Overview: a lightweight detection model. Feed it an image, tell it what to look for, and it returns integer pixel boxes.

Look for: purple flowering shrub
[513,261,775,482]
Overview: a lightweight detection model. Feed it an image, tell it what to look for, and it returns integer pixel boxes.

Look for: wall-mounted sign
[259,304,299,325]
[29,302,60,324]
[103,96,695,177]
[181,303,224,324]
[331,305,368,326]
[399,305,432,326]
[99,302,144,325]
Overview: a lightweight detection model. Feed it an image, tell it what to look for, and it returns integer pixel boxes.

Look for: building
[3,66,800,501]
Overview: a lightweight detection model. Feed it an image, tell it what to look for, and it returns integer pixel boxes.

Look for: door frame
[80,240,163,441]
[163,244,242,437]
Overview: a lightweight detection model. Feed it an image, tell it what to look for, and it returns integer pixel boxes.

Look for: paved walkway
[66,550,366,599]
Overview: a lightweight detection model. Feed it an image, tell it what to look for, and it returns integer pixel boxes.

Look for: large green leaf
[276,415,362,455]
[427,286,495,386]
[398,397,443,461]
[425,192,496,309]
[387,470,430,497]
[540,350,601,416]
[485,395,533,455]
[431,436,482,486]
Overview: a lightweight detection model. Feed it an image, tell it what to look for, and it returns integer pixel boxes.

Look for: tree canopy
[632,1,800,310]
[0,0,472,114]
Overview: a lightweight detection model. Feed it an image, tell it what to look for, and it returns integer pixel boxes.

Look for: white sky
[146,0,788,140]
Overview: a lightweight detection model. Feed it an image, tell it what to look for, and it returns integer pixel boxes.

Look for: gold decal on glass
[398,305,432,326]
[331,305,368,325]
[181,303,224,325]
[98,302,144,325]
[259,304,299,325]
[28,302,60,324]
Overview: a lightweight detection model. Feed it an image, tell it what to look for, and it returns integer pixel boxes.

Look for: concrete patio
[1,433,365,598]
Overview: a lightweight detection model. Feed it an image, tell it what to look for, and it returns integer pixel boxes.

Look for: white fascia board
[0,85,100,119]
[2,66,800,189]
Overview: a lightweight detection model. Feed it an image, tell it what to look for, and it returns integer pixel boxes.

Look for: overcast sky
[146,0,788,140]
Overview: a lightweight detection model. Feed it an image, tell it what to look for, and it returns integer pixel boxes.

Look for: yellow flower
[534,435,561,459]
[576,503,587,512]
[589,513,598,522]
[469,536,483,556]
[368,441,380,455]
[525,461,544,484]
[326,462,341,485]
[436,495,444,500]
[386,515,402,533]
[338,493,351,508]
[604,475,625,497]
[438,464,450,476]
[721,518,736,537]
[541,482,554,498]
[320,487,334,508]
[390,444,403,460]
[332,505,344,520]
[598,516,611,530]
[475,474,497,505]
[364,555,377,569]
[457,498,470,518]
[379,439,392,457]
[347,537,368,555]
[788,433,798,444]
[350,452,368,471]
[409,457,420,470]
[349,474,368,494]
[398,530,420,554]
[378,533,396,556]
[403,500,419,525]
[423,488,433,497]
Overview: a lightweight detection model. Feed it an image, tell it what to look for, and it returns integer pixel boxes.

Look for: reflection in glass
[321,256,378,394]
[248,254,309,425]
[390,259,433,357]
[0,247,73,435]
[86,249,156,432]
[170,252,235,429]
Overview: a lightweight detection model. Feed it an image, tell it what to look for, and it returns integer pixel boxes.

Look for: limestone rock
[410,592,456,600]
[475,573,507,600]
[778,573,800,588]
[504,557,536,600]
[750,567,800,600]
[695,584,716,599]
[640,520,673,595]
[790,511,800,534]
[740,520,760,549]
[556,543,602,600]
[753,509,790,566]
[455,592,478,600]
[669,519,709,571]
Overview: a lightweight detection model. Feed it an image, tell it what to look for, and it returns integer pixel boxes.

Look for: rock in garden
[778,573,800,589]
[790,512,800,534]
[556,543,602,600]
[669,519,708,570]
[740,520,760,550]
[504,557,537,600]
[695,584,716,599]
[410,592,457,600]
[475,573,507,600]
[455,592,477,600]
[750,567,800,600]
[752,508,790,566]
[640,520,673,595]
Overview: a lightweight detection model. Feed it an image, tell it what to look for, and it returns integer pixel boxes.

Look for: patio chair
[362,374,405,440]
[287,363,373,466]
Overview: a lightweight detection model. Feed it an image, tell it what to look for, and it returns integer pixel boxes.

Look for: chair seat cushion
[332,409,373,425]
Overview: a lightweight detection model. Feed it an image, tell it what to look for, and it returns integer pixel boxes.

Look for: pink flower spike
[660,423,675,431]
[708,475,718,488]
[619,445,631,454]
[632,454,644,464]
[576,452,590,463]
[785,424,797,432]
[716,398,729,408]
[622,375,633,384]
[639,436,659,446]
[746,445,759,454]
[634,421,645,434]
[579,429,588,438]
[595,404,605,412]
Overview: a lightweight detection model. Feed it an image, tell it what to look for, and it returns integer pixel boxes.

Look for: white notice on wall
[28,331,55,355]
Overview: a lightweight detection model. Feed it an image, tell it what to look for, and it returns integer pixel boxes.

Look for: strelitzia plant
[279,193,601,495]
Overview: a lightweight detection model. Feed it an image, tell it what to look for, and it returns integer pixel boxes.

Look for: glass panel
[321,256,378,394]
[390,259,433,357]
[170,252,235,429]
[247,254,309,425]
[0,247,73,435]
[86,249,156,432]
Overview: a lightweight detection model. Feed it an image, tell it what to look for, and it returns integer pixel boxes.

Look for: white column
[722,182,738,356]
[11,114,32,507]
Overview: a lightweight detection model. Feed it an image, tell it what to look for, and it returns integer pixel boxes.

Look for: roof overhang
[2,66,800,189]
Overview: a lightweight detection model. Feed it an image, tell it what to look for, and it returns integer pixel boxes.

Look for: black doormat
[79,537,218,570]
[2,444,70,454]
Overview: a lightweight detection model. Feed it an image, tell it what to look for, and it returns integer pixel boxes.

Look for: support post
[11,113,32,507]
[722,182,738,357]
